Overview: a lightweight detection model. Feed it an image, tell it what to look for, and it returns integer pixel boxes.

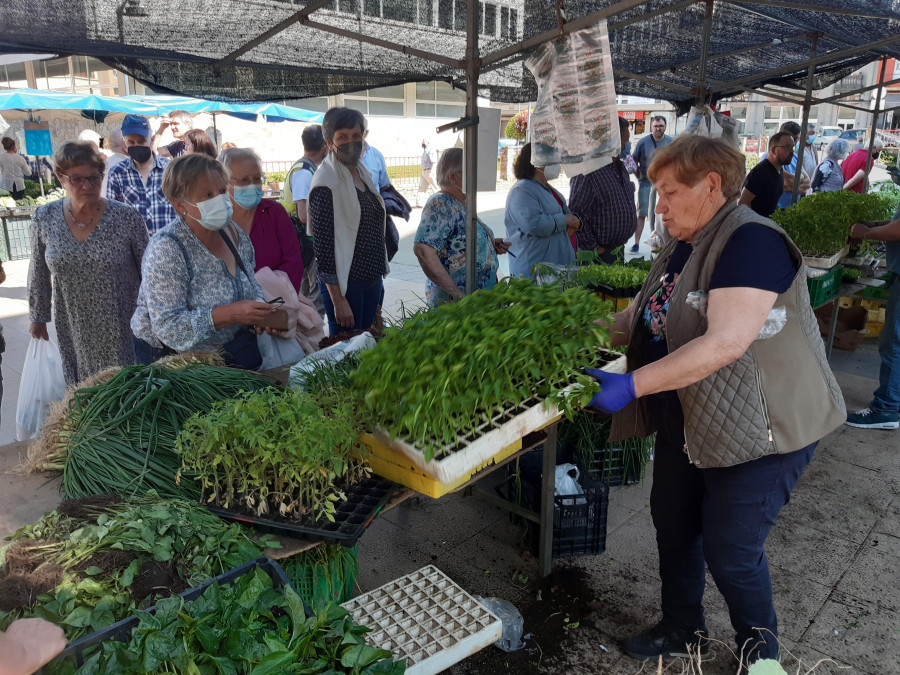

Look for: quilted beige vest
[610,202,846,468]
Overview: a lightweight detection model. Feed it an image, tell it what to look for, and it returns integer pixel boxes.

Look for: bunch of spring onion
[59,363,270,500]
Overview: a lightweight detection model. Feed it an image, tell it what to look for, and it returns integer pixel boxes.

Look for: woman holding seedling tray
[587,135,845,670]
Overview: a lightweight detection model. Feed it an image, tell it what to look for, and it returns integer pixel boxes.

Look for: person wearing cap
[106,114,176,234]
[151,110,193,158]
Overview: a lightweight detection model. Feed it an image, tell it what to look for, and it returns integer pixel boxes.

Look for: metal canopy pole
[792,34,818,205]
[695,0,715,106]
[464,0,479,297]
[864,56,889,186]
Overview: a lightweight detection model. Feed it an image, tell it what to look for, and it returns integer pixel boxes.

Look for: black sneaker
[623,620,710,661]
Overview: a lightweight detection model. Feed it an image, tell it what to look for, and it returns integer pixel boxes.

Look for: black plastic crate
[44,557,302,672]
[496,473,609,559]
[583,444,643,487]
[207,476,397,546]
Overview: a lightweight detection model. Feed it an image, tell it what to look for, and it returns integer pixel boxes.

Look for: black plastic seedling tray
[597,283,641,298]
[206,476,397,546]
[44,557,301,672]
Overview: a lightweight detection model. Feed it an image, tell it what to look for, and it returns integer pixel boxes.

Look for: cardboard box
[814,305,868,352]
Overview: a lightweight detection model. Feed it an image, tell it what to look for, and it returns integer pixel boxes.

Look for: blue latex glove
[584,369,636,414]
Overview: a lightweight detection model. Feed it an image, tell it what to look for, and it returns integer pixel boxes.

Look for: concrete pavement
[0,185,895,674]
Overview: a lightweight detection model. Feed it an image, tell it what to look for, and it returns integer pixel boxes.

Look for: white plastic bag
[16,338,66,441]
[554,463,584,504]
[257,332,307,371]
[289,331,377,390]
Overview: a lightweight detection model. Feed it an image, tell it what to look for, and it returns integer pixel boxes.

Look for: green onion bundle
[59,364,270,500]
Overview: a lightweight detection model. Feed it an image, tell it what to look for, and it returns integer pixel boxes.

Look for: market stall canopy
[124,95,324,123]
[0,88,158,120]
[2,1,899,111]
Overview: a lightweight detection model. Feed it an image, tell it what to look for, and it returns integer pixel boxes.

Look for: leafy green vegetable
[770,190,893,257]
[177,388,370,522]
[0,494,277,643]
[67,566,405,675]
[558,412,653,483]
[59,363,270,501]
[352,279,612,460]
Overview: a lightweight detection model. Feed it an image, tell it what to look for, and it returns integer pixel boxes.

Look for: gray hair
[826,138,850,160]
[218,147,261,173]
[322,107,367,143]
[435,147,462,187]
[161,154,228,203]
[168,109,193,126]
[873,138,884,151]
[109,128,123,148]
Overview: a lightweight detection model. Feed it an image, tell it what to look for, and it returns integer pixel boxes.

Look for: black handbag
[217,230,262,370]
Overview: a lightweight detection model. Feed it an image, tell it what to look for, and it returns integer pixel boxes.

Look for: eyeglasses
[60,173,103,187]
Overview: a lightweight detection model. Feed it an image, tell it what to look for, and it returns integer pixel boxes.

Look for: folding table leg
[538,422,557,577]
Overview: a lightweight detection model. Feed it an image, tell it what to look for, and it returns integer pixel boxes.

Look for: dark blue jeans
[319,278,383,337]
[648,392,814,661]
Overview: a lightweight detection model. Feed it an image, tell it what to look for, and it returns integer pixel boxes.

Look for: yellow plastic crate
[866,320,885,339]
[358,433,526,498]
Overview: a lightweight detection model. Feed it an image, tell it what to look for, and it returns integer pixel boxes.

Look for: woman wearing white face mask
[131,154,278,368]
[220,147,304,291]
[308,107,388,336]
[504,142,580,279]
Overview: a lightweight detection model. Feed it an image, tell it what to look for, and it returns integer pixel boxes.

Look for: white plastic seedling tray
[803,246,848,270]
[373,349,626,484]
[342,565,502,675]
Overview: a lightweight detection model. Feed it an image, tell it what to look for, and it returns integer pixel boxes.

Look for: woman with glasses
[219,147,304,291]
[28,141,149,385]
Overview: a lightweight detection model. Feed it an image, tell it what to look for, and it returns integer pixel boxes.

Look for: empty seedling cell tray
[45,557,301,672]
[207,477,398,546]
[342,564,502,675]
[372,348,626,485]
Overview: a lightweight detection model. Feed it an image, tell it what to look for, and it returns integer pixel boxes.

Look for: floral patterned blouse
[131,218,263,352]
[414,192,499,305]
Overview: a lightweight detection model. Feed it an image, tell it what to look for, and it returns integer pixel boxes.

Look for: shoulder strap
[218,227,254,285]
[157,230,193,280]
[299,158,317,174]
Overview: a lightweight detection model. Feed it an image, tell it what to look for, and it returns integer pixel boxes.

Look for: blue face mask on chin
[232,184,263,210]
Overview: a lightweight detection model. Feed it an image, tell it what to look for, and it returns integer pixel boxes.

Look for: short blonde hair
[53,141,106,175]
[648,135,746,200]
[161,154,228,203]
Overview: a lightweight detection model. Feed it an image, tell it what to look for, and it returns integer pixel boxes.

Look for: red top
[841,149,869,193]
[547,188,577,252]
[249,199,304,291]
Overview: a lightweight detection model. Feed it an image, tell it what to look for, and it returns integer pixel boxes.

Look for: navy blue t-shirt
[642,224,798,363]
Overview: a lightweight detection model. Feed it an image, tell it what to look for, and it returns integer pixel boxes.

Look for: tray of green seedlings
[177,387,396,545]
[352,279,624,484]
[342,565,500,675]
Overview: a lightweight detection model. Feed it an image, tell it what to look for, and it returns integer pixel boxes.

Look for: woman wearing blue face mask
[131,154,278,368]
[308,107,388,336]
[221,147,304,291]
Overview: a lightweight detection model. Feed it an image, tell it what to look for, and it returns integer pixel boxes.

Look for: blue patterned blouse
[131,218,263,351]
[414,193,499,305]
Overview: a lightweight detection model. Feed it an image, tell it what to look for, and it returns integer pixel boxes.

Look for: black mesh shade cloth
[2,0,899,110]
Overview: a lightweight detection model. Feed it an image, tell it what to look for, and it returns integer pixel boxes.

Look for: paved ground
[0,185,896,674]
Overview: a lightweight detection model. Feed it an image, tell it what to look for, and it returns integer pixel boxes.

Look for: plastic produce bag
[555,464,584,506]
[686,291,787,340]
[477,597,526,652]
[289,331,377,390]
[16,338,66,441]
[524,20,620,171]
[257,332,307,371]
